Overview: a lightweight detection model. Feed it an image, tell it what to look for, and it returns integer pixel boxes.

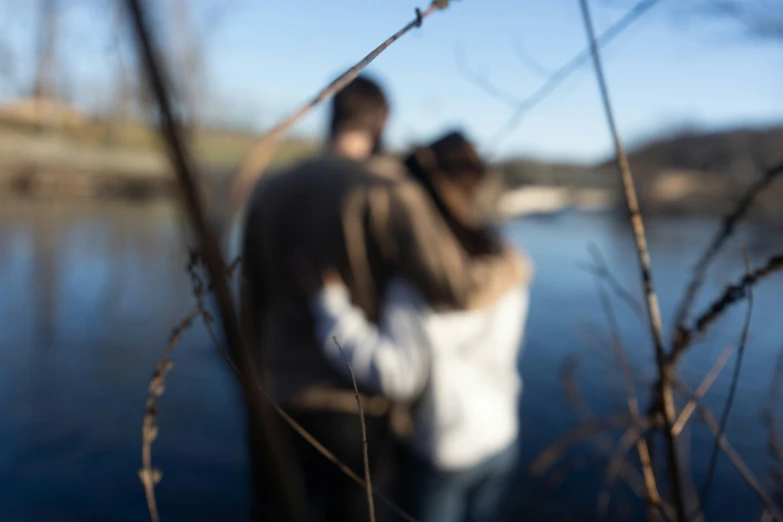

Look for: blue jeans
[395,442,519,522]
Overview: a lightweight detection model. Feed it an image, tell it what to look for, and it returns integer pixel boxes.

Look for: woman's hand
[293,251,344,295]
[320,267,343,288]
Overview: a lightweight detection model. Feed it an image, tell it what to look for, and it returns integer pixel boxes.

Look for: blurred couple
[242,75,533,522]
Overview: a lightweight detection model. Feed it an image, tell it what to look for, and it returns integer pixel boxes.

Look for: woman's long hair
[404,131,502,258]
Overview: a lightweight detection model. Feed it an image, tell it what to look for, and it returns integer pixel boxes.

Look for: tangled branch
[475,0,665,149]
[578,0,687,516]
[671,162,783,351]
[125,1,305,520]
[699,247,755,509]
[143,252,421,522]
[674,381,783,521]
[672,254,783,363]
[588,246,662,512]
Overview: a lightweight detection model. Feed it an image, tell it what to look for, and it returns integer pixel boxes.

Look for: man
[241,75,526,522]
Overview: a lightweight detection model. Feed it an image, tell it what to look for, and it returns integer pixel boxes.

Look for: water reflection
[0,200,780,521]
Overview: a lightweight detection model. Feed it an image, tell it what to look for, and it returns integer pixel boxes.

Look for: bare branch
[486,0,665,149]
[124,2,305,521]
[159,257,420,522]
[705,0,783,40]
[673,254,783,363]
[595,427,676,520]
[578,0,687,517]
[672,344,735,436]
[671,162,783,353]
[764,349,783,475]
[674,381,783,521]
[678,421,706,522]
[700,246,755,510]
[578,261,646,322]
[226,0,452,212]
[335,338,376,522]
[139,304,199,522]
[455,45,522,107]
[588,247,662,513]
[138,251,244,522]
[529,412,636,478]
[511,37,554,77]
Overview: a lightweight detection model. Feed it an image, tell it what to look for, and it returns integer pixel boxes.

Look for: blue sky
[1,0,781,163]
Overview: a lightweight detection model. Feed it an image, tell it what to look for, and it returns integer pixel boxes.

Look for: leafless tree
[703,0,783,40]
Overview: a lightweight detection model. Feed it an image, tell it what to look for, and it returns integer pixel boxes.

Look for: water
[0,199,781,521]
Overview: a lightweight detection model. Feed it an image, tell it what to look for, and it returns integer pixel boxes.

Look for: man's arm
[373,178,534,311]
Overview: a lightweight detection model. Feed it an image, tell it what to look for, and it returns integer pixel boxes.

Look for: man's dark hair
[329,75,389,138]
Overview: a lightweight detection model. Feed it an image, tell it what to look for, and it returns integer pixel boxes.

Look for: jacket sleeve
[370,179,534,311]
[310,284,430,402]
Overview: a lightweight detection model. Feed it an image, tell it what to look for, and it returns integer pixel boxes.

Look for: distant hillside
[617,125,783,179]
[496,158,606,189]
[2,99,780,219]
[496,125,783,218]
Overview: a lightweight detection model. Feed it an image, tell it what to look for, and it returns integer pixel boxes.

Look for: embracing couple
[242,75,533,522]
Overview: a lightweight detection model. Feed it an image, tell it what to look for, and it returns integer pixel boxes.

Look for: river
[0,199,780,521]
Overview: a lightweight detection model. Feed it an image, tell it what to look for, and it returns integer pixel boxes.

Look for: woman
[307,131,533,522]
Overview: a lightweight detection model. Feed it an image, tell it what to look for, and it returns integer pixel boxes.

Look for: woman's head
[405,131,500,257]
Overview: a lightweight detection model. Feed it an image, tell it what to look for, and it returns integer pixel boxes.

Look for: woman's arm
[310,283,430,402]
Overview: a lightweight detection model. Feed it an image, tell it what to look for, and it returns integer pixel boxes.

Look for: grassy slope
[0,114,319,179]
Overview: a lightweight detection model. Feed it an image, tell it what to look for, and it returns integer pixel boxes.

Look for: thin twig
[674,381,783,522]
[764,349,783,482]
[183,265,420,522]
[138,253,236,522]
[214,342,418,522]
[558,356,667,516]
[511,37,554,77]
[455,45,524,107]
[597,427,648,519]
[139,306,199,522]
[226,0,452,210]
[529,409,671,519]
[589,246,662,513]
[485,0,664,149]
[699,245,755,512]
[578,262,646,321]
[529,412,637,478]
[560,356,592,420]
[672,345,735,436]
[334,337,376,522]
[577,0,687,518]
[153,255,421,522]
[124,2,303,521]
[519,453,595,518]
[673,254,783,362]
[679,420,706,522]
[671,162,783,353]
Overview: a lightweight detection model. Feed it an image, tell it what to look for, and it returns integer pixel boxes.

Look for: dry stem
[483,0,665,149]
[673,254,783,363]
[672,345,735,436]
[671,162,783,348]
[674,381,783,521]
[226,0,452,211]
[699,247,755,511]
[125,1,303,519]
[589,246,662,512]
[577,0,687,517]
[335,338,376,522]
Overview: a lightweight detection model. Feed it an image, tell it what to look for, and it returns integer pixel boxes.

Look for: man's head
[329,75,390,158]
